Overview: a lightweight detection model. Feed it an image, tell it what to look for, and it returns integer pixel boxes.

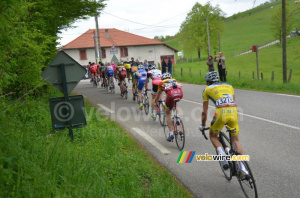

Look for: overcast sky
[58,0,270,46]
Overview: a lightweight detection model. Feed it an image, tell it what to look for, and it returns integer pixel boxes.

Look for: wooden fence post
[239,71,241,79]
[200,70,201,76]
[288,69,292,83]
[261,72,263,80]
[181,67,183,77]
[271,71,274,82]
[252,71,254,80]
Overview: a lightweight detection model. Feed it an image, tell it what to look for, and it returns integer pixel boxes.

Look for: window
[79,49,87,60]
[101,48,106,59]
[120,47,128,57]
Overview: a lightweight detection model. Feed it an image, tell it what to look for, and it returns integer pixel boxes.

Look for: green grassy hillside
[164,0,300,94]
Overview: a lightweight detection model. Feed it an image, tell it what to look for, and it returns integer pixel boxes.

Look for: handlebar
[200,127,210,140]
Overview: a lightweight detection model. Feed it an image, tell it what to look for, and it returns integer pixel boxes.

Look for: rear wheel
[144,95,149,115]
[174,117,185,151]
[238,161,258,198]
[217,132,233,181]
[162,112,168,140]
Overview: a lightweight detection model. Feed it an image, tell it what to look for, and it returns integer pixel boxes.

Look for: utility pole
[93,31,98,63]
[282,0,287,83]
[95,15,101,62]
[206,18,211,56]
[218,33,221,52]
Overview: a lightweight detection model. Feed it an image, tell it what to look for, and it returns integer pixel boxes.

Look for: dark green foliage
[0,0,105,98]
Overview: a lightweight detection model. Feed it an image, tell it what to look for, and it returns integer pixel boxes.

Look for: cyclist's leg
[226,107,242,154]
[209,108,227,150]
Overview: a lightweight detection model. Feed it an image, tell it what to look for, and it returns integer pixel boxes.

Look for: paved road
[74,79,300,198]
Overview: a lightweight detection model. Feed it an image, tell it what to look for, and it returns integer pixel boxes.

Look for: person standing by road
[144,59,149,72]
[161,59,167,74]
[214,52,226,82]
[206,55,214,72]
[167,58,172,74]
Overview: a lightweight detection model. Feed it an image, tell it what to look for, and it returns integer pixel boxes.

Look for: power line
[101,11,183,28]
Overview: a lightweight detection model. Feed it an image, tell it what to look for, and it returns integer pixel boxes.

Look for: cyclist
[117,64,127,96]
[124,61,132,82]
[100,63,106,87]
[90,62,98,82]
[145,64,162,118]
[105,64,114,90]
[133,65,147,109]
[131,62,138,83]
[198,71,248,176]
[155,73,183,142]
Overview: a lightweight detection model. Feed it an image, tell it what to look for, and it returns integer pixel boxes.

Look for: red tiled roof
[62,28,177,52]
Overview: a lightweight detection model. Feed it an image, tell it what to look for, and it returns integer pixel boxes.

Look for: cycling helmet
[161,72,172,80]
[149,64,156,70]
[138,64,144,70]
[205,71,219,82]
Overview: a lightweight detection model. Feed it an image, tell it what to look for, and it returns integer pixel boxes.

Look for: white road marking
[97,104,115,114]
[276,94,300,98]
[181,99,300,131]
[132,128,171,155]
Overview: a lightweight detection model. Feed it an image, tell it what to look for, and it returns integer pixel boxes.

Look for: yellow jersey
[202,83,236,108]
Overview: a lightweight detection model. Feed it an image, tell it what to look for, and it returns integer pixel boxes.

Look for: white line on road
[132,128,171,155]
[276,94,300,98]
[97,104,115,114]
[181,99,300,131]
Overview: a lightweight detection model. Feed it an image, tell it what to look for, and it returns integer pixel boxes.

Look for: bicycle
[132,84,138,102]
[109,77,115,94]
[163,100,185,151]
[91,74,98,87]
[140,89,150,114]
[120,80,128,99]
[201,127,258,198]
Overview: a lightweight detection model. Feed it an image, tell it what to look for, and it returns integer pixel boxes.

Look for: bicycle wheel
[124,88,128,99]
[238,161,258,198]
[174,117,185,151]
[93,77,97,87]
[144,95,149,115]
[217,132,233,181]
[159,102,165,127]
[161,113,169,140]
[111,81,115,94]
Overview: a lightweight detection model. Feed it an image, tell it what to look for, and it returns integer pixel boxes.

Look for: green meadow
[166,0,300,95]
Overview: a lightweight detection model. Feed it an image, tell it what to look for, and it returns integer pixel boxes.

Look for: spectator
[214,52,226,82]
[161,59,167,74]
[144,59,149,72]
[130,57,136,66]
[167,58,172,74]
[206,55,214,72]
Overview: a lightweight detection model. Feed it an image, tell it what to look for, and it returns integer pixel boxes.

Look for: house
[61,28,178,66]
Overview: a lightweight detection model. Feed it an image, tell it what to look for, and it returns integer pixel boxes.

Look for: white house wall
[63,45,175,66]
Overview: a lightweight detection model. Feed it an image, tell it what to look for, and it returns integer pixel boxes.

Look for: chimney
[105,29,109,38]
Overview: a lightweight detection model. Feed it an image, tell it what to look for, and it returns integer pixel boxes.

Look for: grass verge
[0,95,192,197]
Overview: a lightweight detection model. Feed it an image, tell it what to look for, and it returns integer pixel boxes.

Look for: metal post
[206,18,211,56]
[256,46,259,80]
[60,63,74,141]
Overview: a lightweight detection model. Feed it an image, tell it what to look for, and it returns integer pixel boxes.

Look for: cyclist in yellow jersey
[199,71,248,176]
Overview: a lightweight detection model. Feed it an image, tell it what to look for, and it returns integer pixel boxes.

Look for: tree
[178,2,224,59]
[0,0,105,97]
[270,2,299,44]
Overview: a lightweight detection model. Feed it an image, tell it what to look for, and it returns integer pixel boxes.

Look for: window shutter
[101,48,106,58]
[79,49,87,60]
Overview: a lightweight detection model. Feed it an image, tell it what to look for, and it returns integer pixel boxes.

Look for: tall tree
[0,0,105,97]
[178,2,224,59]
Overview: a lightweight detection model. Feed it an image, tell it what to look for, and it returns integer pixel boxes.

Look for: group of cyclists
[86,58,248,178]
